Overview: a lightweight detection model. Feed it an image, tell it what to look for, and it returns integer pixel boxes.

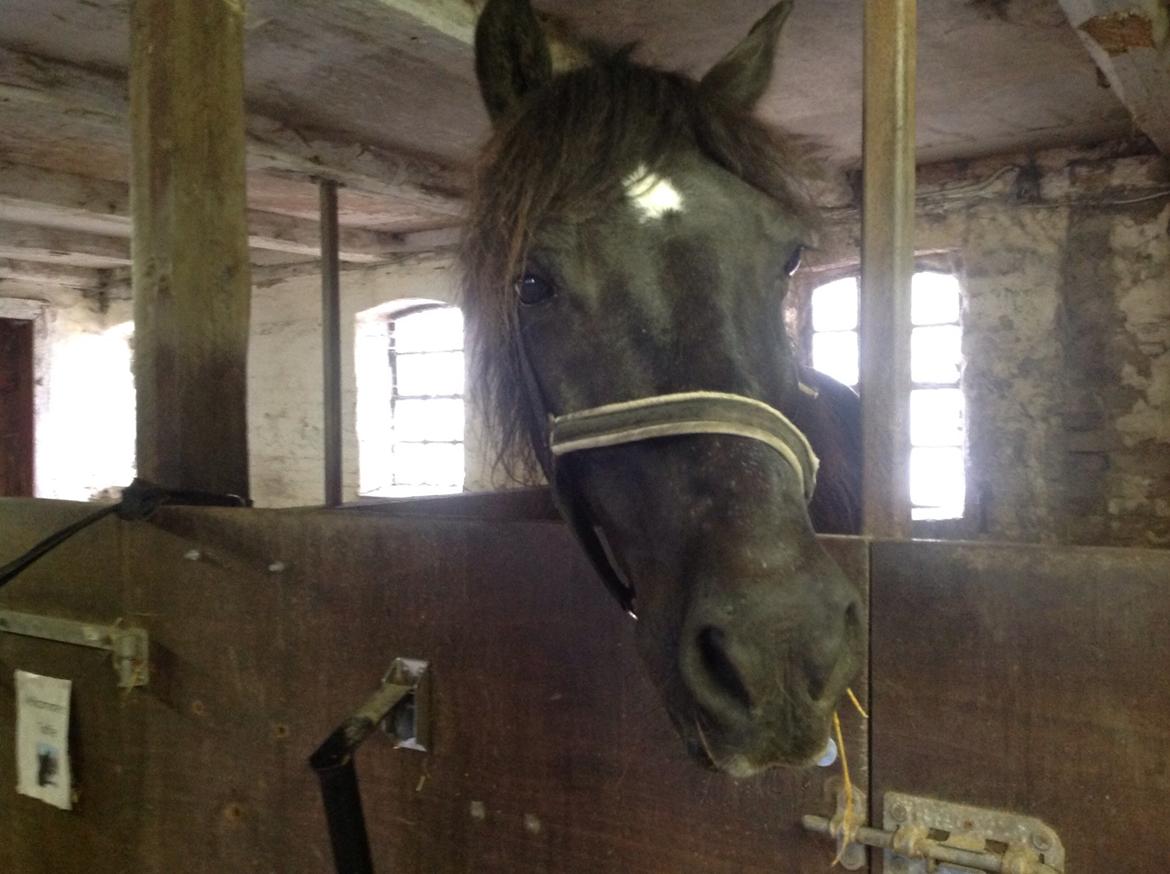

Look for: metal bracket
[381,657,430,752]
[0,609,149,689]
[804,791,1065,874]
[882,792,1064,874]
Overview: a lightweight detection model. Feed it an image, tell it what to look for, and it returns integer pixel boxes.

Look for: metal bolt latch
[0,609,150,689]
[803,792,1065,874]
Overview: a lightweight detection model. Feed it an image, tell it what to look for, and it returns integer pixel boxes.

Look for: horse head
[464,0,863,776]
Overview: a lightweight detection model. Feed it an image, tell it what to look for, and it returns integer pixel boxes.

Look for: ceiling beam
[1057,0,1170,154]
[0,220,130,267]
[93,227,461,302]
[373,0,588,68]
[0,162,454,263]
[376,0,477,44]
[0,47,466,214]
[0,259,108,289]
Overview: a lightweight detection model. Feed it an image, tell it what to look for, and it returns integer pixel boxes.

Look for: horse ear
[700,1,793,113]
[475,0,554,123]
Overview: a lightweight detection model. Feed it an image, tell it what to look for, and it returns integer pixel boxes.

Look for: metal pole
[860,0,916,538]
[320,178,343,508]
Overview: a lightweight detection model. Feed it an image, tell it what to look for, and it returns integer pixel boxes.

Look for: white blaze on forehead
[623,164,684,222]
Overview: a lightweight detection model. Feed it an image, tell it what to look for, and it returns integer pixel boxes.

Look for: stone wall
[797,142,1170,547]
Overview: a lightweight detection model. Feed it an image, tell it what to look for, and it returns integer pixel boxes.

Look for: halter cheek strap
[514,327,820,620]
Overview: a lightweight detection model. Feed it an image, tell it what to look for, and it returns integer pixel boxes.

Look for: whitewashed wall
[248,254,506,507]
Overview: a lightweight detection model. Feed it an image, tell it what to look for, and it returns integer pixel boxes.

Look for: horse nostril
[844,600,862,636]
[806,597,861,704]
[804,663,828,703]
[696,626,755,713]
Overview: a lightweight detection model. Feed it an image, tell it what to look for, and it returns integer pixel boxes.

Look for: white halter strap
[548,390,820,503]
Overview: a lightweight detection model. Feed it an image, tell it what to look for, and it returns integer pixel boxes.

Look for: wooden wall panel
[0,500,869,873]
[870,540,1170,872]
[0,499,133,874]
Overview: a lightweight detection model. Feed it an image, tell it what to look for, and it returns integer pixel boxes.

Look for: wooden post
[320,179,343,508]
[860,0,916,538]
[129,0,252,499]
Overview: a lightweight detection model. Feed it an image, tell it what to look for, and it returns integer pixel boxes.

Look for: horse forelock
[460,52,822,481]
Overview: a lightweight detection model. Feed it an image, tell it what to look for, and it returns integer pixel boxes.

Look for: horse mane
[460,50,823,482]
[793,367,863,535]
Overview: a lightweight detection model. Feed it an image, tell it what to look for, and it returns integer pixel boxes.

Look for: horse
[462,0,864,776]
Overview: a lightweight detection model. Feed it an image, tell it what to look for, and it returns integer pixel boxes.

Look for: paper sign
[15,670,73,810]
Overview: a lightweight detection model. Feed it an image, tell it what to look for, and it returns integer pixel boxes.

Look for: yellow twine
[846,686,869,720]
[830,687,866,867]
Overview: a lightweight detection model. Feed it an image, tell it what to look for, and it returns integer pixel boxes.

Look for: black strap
[0,478,249,591]
[513,329,639,618]
[550,460,638,617]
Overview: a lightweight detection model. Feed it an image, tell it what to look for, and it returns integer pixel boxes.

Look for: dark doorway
[0,318,35,496]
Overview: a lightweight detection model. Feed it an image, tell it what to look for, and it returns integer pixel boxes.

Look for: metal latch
[0,609,149,688]
[380,657,430,751]
[804,791,1065,874]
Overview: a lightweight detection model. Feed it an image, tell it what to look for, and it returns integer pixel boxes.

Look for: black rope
[0,478,249,591]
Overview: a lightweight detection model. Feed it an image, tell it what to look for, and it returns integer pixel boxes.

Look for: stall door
[0,318,34,496]
[871,540,1170,872]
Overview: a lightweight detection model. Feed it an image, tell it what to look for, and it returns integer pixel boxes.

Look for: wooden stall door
[0,501,870,874]
[0,318,35,496]
[870,540,1170,871]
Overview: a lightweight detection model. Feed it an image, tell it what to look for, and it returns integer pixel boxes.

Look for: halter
[515,324,821,620]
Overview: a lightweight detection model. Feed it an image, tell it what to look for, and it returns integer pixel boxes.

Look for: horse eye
[784,245,804,278]
[515,273,555,306]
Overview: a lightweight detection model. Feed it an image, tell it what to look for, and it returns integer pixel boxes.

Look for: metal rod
[320,178,343,508]
[860,0,916,538]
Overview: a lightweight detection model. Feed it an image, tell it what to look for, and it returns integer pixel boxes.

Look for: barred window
[357,302,465,497]
[809,271,965,520]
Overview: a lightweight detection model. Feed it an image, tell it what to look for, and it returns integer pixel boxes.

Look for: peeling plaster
[1080,11,1156,55]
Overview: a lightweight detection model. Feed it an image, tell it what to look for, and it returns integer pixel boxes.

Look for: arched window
[356,301,465,497]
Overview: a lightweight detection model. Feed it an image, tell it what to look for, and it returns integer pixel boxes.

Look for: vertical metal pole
[320,179,343,508]
[860,0,916,538]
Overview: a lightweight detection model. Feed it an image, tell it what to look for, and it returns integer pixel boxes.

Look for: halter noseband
[516,331,820,620]
[550,392,819,503]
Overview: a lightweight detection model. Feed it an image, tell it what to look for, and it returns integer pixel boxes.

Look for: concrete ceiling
[0,0,1143,286]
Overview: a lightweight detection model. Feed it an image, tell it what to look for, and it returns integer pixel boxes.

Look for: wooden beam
[0,162,451,263]
[1057,0,1170,155]
[0,259,107,290]
[378,0,477,44]
[94,268,134,302]
[860,0,916,538]
[0,220,130,267]
[247,240,461,291]
[0,163,126,230]
[0,46,466,213]
[244,210,429,264]
[130,0,252,498]
[372,0,588,69]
